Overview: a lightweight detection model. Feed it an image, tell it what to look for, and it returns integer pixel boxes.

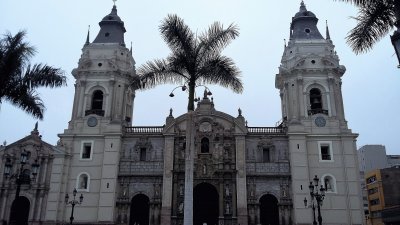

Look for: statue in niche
[225,202,230,214]
[203,164,207,175]
[282,186,287,197]
[179,184,184,196]
[225,185,230,197]
[178,202,184,213]
[224,147,229,158]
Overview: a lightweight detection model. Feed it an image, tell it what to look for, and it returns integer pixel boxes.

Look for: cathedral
[0,2,364,225]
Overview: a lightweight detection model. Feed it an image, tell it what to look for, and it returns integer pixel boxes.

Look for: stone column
[219,180,224,223]
[235,135,248,225]
[76,80,86,118]
[0,189,8,221]
[160,136,175,225]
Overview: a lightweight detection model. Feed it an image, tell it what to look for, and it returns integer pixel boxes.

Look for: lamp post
[304,175,325,225]
[169,85,212,225]
[4,150,40,225]
[65,188,84,225]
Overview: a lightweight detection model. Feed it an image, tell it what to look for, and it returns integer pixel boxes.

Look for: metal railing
[125,126,164,134]
[247,127,285,134]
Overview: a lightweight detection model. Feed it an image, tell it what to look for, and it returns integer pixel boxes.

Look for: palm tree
[333,0,400,54]
[0,31,66,119]
[135,14,243,111]
[134,14,243,224]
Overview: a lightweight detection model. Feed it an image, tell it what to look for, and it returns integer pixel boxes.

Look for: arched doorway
[260,194,279,225]
[9,196,30,225]
[129,194,150,225]
[194,183,219,225]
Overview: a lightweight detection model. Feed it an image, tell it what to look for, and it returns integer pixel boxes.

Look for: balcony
[247,127,285,134]
[308,109,328,116]
[85,109,105,117]
[125,126,164,134]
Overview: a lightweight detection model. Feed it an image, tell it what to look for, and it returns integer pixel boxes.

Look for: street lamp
[65,188,84,225]
[169,84,212,102]
[4,150,40,225]
[304,175,326,225]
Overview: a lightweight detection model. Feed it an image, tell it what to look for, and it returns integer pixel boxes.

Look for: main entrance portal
[9,196,30,225]
[260,194,279,225]
[129,194,150,225]
[193,183,219,225]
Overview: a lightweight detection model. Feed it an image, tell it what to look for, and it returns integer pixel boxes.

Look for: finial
[203,89,208,99]
[238,108,242,117]
[31,122,39,136]
[284,39,287,48]
[300,0,307,12]
[113,0,117,6]
[85,25,90,45]
[169,108,173,117]
[326,20,331,40]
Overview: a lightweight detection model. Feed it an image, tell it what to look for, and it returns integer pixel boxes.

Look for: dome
[290,1,323,40]
[93,5,126,45]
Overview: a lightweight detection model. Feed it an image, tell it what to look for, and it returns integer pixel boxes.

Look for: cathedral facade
[0,2,364,225]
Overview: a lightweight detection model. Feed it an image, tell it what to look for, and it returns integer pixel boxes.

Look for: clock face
[87,116,98,127]
[315,116,326,127]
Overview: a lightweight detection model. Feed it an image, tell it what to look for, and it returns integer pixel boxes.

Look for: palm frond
[333,0,377,7]
[137,59,187,89]
[23,63,66,88]
[5,87,44,119]
[159,14,195,56]
[197,56,243,93]
[198,22,239,58]
[347,0,395,54]
[0,31,35,90]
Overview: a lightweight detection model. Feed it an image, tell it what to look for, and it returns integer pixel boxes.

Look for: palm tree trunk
[183,110,195,225]
[187,83,195,111]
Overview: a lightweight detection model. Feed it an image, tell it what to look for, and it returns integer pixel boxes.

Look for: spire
[85,25,90,46]
[326,20,331,40]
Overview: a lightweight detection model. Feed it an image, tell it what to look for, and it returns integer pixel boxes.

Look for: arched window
[201,138,210,153]
[310,88,322,110]
[77,173,90,191]
[91,90,104,110]
[322,174,336,193]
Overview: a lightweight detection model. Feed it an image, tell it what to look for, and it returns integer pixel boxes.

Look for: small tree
[0,31,66,119]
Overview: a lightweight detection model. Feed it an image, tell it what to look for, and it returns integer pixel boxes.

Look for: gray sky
[1,0,399,154]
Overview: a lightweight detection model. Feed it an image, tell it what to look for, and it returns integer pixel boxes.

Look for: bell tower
[275,2,363,225]
[51,4,137,224]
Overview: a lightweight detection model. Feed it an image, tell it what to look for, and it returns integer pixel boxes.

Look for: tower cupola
[290,1,323,40]
[93,5,126,45]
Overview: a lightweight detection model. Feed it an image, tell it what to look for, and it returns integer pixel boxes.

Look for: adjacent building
[0,2,365,225]
[365,167,400,225]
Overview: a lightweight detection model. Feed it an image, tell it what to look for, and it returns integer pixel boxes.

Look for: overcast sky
[1,0,399,154]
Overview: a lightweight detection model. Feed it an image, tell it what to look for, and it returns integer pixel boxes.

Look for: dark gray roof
[93,5,126,45]
[290,1,323,40]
